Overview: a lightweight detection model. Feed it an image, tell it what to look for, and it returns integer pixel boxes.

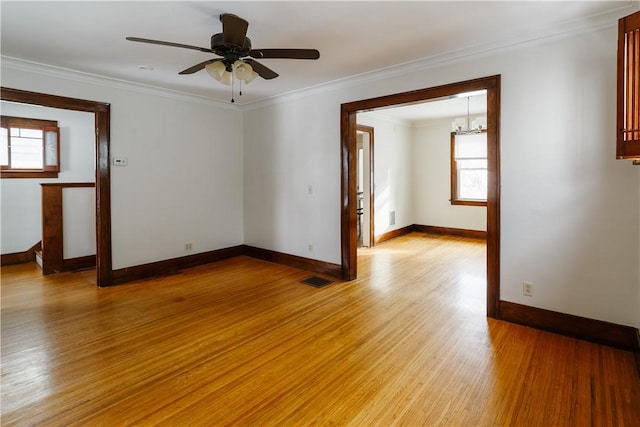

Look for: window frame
[1,115,60,178]
[450,130,488,207]
[616,11,640,159]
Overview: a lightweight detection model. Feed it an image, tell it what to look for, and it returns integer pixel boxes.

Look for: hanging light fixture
[452,96,486,135]
[205,60,259,102]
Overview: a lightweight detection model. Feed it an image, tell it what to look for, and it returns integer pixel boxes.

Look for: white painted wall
[244,24,639,328]
[0,66,244,269]
[0,101,95,254]
[63,187,96,259]
[356,113,413,237]
[412,118,487,231]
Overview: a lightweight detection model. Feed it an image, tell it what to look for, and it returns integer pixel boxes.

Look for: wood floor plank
[1,233,638,426]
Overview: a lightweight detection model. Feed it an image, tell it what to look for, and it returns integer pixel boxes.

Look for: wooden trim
[341,104,357,280]
[1,241,41,266]
[617,11,640,159]
[41,182,95,188]
[41,185,63,274]
[243,245,343,279]
[1,87,112,287]
[356,124,375,247]
[62,255,96,272]
[499,301,639,352]
[2,171,59,179]
[112,246,245,284]
[635,329,640,377]
[340,75,501,318]
[374,225,414,245]
[112,244,342,286]
[40,182,96,275]
[413,225,487,240]
[634,329,640,377]
[450,130,488,207]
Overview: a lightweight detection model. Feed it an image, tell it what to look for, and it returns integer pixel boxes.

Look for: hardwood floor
[1,233,638,426]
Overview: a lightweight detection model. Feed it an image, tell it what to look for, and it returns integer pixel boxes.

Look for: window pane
[1,127,8,166]
[458,168,487,200]
[455,133,487,159]
[11,136,43,169]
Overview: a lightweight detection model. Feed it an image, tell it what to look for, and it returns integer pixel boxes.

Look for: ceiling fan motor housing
[211,33,252,53]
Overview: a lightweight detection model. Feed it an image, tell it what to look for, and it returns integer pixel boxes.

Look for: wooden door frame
[356,124,375,247]
[340,75,501,318]
[1,87,113,287]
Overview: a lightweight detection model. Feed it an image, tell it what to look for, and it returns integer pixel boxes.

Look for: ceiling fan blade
[249,49,320,60]
[126,37,214,53]
[220,13,248,47]
[244,59,279,80]
[179,59,220,75]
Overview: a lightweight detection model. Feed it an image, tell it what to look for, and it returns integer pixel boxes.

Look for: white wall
[244,24,639,328]
[356,113,413,237]
[412,118,487,231]
[1,66,244,269]
[0,101,95,254]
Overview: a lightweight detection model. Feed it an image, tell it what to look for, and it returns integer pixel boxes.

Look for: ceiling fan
[127,13,320,100]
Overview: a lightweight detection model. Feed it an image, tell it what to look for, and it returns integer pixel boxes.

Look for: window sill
[1,171,59,179]
[451,199,487,207]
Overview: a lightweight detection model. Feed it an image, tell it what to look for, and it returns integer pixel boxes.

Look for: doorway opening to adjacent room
[1,87,112,287]
[341,75,500,317]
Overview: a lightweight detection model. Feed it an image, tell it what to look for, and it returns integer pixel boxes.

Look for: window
[451,131,487,206]
[1,116,60,178]
[617,11,640,159]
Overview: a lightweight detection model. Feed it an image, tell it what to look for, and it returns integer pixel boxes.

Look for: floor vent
[300,276,334,288]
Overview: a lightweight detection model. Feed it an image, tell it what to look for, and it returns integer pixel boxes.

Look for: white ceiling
[1,0,636,118]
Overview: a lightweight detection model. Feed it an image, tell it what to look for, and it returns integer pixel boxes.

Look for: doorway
[356,125,374,248]
[1,87,112,287]
[340,75,501,318]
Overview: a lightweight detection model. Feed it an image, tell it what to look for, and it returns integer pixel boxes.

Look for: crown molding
[242,3,632,111]
[0,56,241,111]
[1,3,634,113]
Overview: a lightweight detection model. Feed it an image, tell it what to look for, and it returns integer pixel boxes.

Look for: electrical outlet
[523,281,533,297]
[308,244,313,252]
[184,243,193,251]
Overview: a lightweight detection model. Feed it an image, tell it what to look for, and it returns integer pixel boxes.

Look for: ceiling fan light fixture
[205,61,225,81]
[233,60,258,84]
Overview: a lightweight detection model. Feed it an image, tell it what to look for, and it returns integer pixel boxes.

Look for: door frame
[340,75,501,318]
[1,87,113,287]
[356,124,375,247]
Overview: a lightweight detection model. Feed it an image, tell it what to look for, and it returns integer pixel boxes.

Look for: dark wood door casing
[340,75,501,318]
[1,87,112,287]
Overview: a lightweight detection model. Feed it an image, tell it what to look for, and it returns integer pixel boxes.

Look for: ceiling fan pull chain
[231,74,235,103]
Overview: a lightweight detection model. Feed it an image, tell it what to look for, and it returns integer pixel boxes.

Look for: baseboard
[374,225,486,245]
[499,300,639,352]
[413,224,487,240]
[62,255,96,272]
[635,329,640,377]
[112,246,244,285]
[1,241,41,266]
[243,245,342,279]
[374,225,414,244]
[111,244,341,286]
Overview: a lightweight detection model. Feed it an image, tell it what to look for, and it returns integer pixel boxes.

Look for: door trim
[356,124,375,247]
[1,87,113,287]
[340,75,501,318]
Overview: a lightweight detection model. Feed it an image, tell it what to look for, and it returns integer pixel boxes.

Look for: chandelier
[452,91,486,135]
[205,60,259,103]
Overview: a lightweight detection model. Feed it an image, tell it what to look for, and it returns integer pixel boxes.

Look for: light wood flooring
[1,233,639,426]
